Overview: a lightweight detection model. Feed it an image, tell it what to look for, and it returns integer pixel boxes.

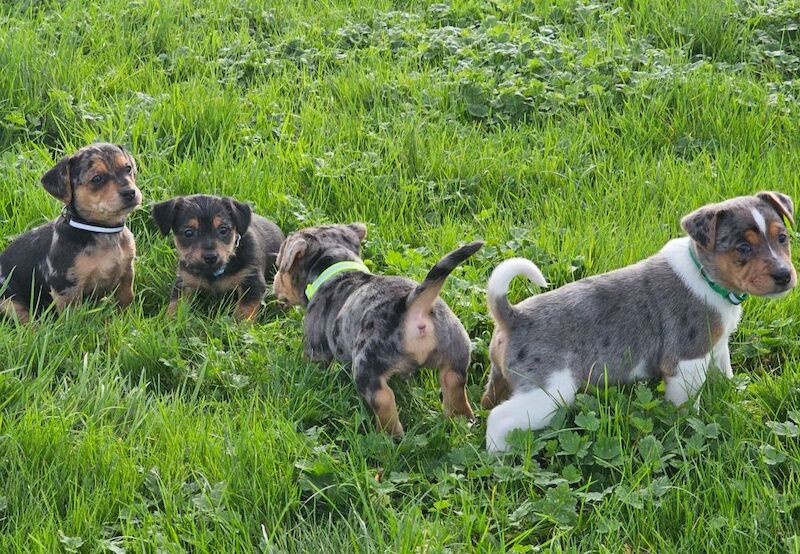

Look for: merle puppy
[0,143,141,322]
[151,194,284,320]
[273,223,482,436]
[483,192,796,452]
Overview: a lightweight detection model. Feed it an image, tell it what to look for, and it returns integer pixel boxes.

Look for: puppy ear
[151,198,182,235]
[348,223,367,242]
[681,205,723,250]
[40,155,72,203]
[278,238,307,272]
[224,197,252,235]
[757,191,794,226]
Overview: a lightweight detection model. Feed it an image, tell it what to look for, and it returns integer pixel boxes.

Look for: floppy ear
[151,198,183,235]
[116,144,137,174]
[40,155,72,203]
[681,205,724,250]
[224,197,252,235]
[278,238,307,272]
[348,223,367,242]
[757,191,794,226]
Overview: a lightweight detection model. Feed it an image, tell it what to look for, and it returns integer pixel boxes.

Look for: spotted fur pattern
[484,192,796,452]
[274,223,482,436]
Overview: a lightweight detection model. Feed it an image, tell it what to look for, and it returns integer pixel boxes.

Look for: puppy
[273,223,482,436]
[483,192,796,452]
[151,194,285,321]
[0,143,141,322]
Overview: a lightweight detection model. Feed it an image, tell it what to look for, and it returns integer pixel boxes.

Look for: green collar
[305,261,370,301]
[688,245,748,305]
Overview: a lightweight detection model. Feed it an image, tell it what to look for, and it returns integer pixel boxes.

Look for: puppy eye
[124,165,132,174]
[736,242,752,255]
[218,226,229,237]
[91,174,103,184]
[182,228,195,238]
[778,233,789,244]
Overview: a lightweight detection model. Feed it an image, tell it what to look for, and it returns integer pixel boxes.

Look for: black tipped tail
[406,241,483,311]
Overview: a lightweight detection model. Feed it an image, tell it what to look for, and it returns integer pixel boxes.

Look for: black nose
[771,268,792,286]
[119,188,136,201]
[203,253,218,265]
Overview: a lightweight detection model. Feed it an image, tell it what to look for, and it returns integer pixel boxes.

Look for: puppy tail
[487,258,548,325]
[406,241,484,312]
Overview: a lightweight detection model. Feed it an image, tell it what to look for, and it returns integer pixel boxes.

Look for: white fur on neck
[660,237,742,337]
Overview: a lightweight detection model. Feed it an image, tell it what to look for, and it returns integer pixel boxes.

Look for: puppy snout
[771,268,792,287]
[119,188,137,202]
[203,253,219,266]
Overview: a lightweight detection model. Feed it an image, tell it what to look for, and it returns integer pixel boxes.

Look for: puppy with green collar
[483,192,796,452]
[273,223,482,437]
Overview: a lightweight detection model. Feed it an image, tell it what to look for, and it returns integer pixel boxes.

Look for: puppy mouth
[762,288,794,299]
[185,261,226,277]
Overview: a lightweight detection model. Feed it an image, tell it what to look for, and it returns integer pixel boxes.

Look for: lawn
[1,0,800,551]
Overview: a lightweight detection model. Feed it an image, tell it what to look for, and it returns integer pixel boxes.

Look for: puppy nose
[771,268,792,286]
[119,188,136,201]
[203,253,218,265]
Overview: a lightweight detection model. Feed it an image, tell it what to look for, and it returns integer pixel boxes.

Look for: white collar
[67,219,125,233]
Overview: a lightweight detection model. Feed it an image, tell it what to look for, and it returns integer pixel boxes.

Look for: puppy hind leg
[439,364,474,420]
[481,361,512,410]
[486,369,577,453]
[354,361,404,437]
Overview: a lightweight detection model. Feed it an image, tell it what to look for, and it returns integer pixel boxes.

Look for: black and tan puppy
[273,223,482,436]
[0,143,141,322]
[151,194,284,321]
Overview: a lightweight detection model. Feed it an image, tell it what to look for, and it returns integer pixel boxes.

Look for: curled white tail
[487,258,547,324]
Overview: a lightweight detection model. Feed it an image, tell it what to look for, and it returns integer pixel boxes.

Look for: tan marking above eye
[768,221,788,243]
[89,160,109,173]
[743,230,762,246]
[186,218,200,229]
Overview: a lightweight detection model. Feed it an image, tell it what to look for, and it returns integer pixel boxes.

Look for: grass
[1,0,800,551]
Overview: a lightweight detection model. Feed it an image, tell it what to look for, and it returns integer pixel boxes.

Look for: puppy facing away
[151,194,285,321]
[483,192,796,452]
[0,143,142,322]
[273,223,482,436]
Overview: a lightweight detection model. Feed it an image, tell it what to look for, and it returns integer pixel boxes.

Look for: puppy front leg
[116,263,135,309]
[354,362,404,437]
[51,286,81,313]
[234,273,266,321]
[0,298,29,324]
[664,354,711,406]
[713,340,733,379]
[166,278,193,316]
